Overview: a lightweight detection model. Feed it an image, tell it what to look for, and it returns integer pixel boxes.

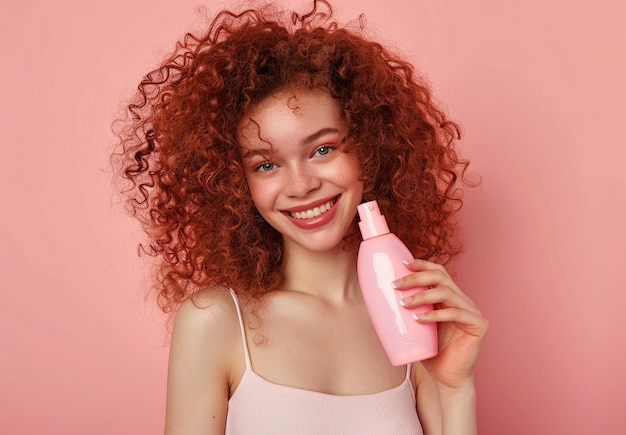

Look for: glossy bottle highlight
[357,200,438,366]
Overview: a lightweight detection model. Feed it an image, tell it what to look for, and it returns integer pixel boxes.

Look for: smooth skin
[164,88,488,435]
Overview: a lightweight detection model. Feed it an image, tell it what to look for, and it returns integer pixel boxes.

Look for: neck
[281,240,361,305]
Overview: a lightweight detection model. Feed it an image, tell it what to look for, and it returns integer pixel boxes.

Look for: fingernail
[412,313,427,321]
[402,259,412,265]
[399,297,411,307]
[391,279,401,289]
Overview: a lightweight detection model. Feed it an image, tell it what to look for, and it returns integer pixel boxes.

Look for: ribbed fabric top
[225,290,423,434]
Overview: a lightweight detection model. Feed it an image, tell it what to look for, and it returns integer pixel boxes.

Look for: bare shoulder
[174,286,239,334]
[169,285,242,379]
[165,286,241,434]
[170,286,241,360]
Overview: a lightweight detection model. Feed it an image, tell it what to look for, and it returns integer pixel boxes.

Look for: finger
[413,307,489,335]
[394,268,454,290]
[394,268,476,308]
[402,258,452,279]
[400,286,482,317]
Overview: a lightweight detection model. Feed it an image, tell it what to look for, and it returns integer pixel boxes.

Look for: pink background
[1,0,624,433]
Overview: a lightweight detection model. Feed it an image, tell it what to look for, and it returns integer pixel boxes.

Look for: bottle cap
[357,200,390,239]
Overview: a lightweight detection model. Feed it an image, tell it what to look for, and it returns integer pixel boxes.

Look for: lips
[282,195,340,229]
[288,197,337,220]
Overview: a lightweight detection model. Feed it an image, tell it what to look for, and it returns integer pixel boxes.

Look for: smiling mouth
[288,197,337,220]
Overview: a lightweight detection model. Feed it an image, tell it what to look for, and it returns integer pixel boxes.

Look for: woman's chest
[245,300,406,395]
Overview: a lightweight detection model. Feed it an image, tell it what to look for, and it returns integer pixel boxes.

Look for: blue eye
[315,146,332,156]
[255,162,276,172]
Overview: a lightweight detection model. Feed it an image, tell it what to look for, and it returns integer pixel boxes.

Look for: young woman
[112,1,488,433]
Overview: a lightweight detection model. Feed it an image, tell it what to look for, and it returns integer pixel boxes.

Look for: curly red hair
[111,0,471,314]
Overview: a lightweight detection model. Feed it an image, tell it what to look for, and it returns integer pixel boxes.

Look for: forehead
[237,88,345,148]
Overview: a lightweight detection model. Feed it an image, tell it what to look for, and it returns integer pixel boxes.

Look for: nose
[284,163,321,197]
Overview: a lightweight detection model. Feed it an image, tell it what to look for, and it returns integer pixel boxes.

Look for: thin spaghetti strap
[405,363,412,380]
[229,289,252,368]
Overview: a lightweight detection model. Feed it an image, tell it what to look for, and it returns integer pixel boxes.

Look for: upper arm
[413,362,442,435]
[164,288,237,435]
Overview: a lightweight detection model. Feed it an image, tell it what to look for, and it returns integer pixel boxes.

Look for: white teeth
[289,199,336,220]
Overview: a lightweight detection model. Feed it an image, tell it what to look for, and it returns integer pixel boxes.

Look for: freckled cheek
[333,156,364,187]
[246,178,280,211]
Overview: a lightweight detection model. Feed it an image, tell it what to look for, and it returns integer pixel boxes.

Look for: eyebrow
[241,127,342,160]
[240,148,270,160]
[299,127,341,146]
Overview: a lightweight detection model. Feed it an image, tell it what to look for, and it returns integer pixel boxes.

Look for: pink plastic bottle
[357,200,438,366]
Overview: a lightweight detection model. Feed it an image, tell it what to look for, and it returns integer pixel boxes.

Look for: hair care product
[357,200,438,365]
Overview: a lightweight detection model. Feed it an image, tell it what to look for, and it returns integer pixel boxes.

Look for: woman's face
[238,87,364,253]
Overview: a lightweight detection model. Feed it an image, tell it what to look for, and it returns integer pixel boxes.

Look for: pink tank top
[226,290,424,434]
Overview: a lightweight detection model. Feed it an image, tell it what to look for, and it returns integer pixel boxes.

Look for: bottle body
[357,229,438,366]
